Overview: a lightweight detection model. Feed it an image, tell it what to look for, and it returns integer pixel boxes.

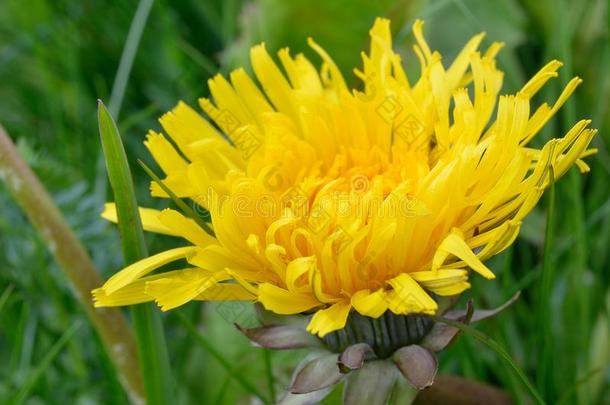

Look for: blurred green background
[0,0,609,403]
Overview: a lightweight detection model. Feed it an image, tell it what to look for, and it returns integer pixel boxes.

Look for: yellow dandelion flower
[93,18,596,338]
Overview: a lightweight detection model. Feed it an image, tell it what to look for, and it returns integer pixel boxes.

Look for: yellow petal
[432,229,496,279]
[446,32,485,89]
[386,273,438,315]
[410,269,471,296]
[306,38,347,93]
[412,19,433,65]
[207,73,255,130]
[94,268,198,307]
[226,269,260,296]
[470,221,521,262]
[157,209,216,246]
[93,281,153,307]
[149,172,196,198]
[144,131,189,174]
[101,203,176,236]
[159,101,221,156]
[145,269,229,311]
[257,283,319,315]
[229,68,275,118]
[306,300,351,337]
[351,289,388,318]
[103,246,199,294]
[522,77,582,144]
[309,265,340,304]
[519,60,562,99]
[250,43,294,116]
[189,245,263,279]
[278,48,323,93]
[286,256,315,292]
[195,283,256,301]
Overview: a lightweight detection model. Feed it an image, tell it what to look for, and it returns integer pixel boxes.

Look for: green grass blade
[557,367,604,405]
[108,0,154,120]
[554,2,591,402]
[13,321,81,405]
[98,101,148,261]
[0,284,14,314]
[435,317,546,405]
[262,349,276,402]
[98,100,173,405]
[536,166,555,397]
[94,0,154,201]
[176,312,271,404]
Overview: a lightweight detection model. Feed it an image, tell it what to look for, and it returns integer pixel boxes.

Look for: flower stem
[0,123,144,402]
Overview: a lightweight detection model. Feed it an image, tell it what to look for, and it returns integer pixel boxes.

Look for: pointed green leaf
[98,100,174,405]
[177,312,270,403]
[13,321,82,405]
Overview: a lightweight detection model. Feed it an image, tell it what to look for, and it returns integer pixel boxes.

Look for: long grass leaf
[435,317,546,405]
[0,284,14,314]
[108,0,154,119]
[555,2,591,402]
[98,100,173,405]
[13,321,81,405]
[94,0,154,200]
[262,349,276,402]
[176,312,270,404]
[536,166,555,396]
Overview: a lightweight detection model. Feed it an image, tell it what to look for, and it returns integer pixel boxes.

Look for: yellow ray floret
[93,18,596,337]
